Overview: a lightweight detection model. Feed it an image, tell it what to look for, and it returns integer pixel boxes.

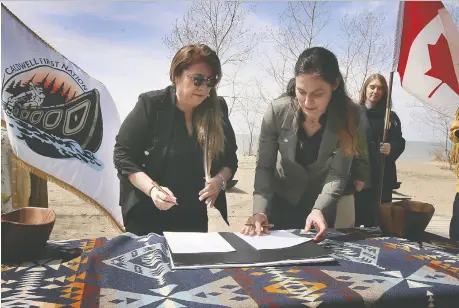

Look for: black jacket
[363,104,405,199]
[113,85,238,225]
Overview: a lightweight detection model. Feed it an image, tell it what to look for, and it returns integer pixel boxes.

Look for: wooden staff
[375,71,394,226]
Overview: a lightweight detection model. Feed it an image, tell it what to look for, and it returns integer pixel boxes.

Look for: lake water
[235,134,444,163]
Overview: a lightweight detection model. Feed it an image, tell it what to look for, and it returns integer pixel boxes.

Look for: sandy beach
[47,156,457,241]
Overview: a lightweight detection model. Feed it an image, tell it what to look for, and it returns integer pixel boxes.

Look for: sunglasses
[185,72,218,88]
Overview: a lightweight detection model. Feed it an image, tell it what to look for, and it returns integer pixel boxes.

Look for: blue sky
[40,2,190,42]
[22,1,397,48]
[2,1,457,142]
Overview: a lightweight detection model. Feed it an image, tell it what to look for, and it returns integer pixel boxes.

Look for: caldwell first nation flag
[393,1,459,113]
[1,5,124,228]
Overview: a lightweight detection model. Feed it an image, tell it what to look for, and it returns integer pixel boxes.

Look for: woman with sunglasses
[114,44,238,235]
[241,47,368,241]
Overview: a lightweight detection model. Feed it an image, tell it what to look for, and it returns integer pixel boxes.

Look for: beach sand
[47,156,456,241]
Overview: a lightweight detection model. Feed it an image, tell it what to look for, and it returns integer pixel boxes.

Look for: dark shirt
[295,112,327,168]
[162,107,207,212]
[153,107,208,231]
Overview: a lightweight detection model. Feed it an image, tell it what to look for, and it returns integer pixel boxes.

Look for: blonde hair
[359,73,391,107]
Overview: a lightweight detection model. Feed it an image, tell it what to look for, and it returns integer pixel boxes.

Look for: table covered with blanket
[2,228,459,307]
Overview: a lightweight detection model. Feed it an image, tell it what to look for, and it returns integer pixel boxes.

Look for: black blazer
[113,85,238,225]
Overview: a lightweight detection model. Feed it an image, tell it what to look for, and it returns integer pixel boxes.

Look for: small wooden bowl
[2,207,56,262]
[379,200,435,240]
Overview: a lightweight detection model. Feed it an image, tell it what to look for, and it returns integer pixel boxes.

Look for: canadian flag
[394,1,459,113]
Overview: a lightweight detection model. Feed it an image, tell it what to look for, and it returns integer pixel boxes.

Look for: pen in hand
[151,180,179,206]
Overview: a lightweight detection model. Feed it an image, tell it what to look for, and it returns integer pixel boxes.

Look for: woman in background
[114,44,238,235]
[354,74,406,227]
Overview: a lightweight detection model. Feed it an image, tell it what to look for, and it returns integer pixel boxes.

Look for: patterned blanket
[2,228,459,307]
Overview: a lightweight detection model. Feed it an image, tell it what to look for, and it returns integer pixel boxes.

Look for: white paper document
[163,232,236,254]
[235,230,311,250]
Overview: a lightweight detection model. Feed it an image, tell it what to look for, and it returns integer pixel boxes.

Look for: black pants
[124,202,208,236]
[266,193,336,230]
[267,195,311,230]
[355,188,377,227]
[354,186,392,227]
[450,193,459,241]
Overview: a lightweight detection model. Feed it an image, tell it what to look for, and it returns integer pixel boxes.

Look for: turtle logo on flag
[1,62,104,170]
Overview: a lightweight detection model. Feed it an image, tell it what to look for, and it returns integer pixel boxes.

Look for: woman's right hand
[150,186,177,211]
[355,180,364,192]
[240,213,270,236]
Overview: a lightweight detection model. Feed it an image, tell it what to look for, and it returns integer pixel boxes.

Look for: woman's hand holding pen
[198,175,222,207]
[150,186,177,211]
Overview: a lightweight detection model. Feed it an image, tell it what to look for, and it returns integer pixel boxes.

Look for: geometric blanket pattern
[2,228,459,307]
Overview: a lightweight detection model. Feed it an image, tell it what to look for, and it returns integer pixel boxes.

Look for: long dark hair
[285,77,296,97]
[286,47,359,156]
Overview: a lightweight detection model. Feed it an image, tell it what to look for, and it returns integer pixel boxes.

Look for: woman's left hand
[380,142,391,155]
[304,209,328,242]
[199,176,222,207]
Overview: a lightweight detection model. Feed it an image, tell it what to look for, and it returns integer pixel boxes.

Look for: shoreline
[47,157,456,241]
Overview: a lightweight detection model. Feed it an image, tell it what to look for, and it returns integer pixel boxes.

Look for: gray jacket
[253,96,358,218]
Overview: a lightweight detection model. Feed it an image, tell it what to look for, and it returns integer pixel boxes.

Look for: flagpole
[375,71,394,226]
[375,1,404,226]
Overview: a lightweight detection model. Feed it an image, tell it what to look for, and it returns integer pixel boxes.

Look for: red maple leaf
[425,34,459,98]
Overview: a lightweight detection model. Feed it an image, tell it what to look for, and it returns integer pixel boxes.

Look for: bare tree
[162,0,263,157]
[238,91,264,156]
[269,1,330,62]
[261,51,292,100]
[220,63,251,117]
[410,102,455,168]
[337,13,365,86]
[163,0,259,69]
[163,0,261,138]
[359,12,391,89]
[337,10,391,98]
[262,1,330,97]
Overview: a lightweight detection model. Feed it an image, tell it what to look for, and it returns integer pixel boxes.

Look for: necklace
[305,120,319,128]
